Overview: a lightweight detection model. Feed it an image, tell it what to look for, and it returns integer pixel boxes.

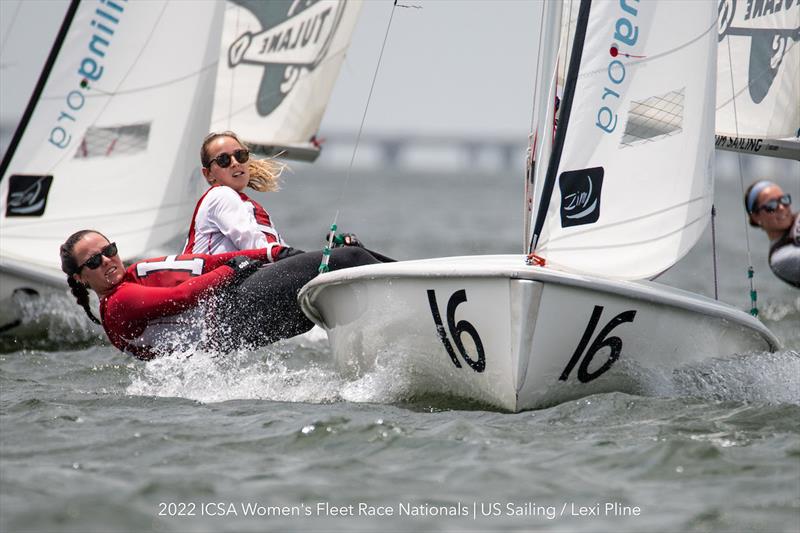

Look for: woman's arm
[108,267,235,324]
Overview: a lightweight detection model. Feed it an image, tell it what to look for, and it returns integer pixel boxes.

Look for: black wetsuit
[212,247,393,351]
[768,213,800,288]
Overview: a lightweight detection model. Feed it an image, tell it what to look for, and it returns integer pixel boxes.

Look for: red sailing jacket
[99,249,267,360]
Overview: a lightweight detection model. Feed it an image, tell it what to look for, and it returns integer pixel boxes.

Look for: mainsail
[716,0,799,158]
[0,0,224,288]
[211,0,363,161]
[531,0,717,280]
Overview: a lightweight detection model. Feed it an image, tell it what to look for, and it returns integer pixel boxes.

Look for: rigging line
[226,3,243,131]
[337,0,399,208]
[317,0,401,274]
[528,1,548,135]
[41,62,219,99]
[530,0,591,253]
[0,0,23,57]
[0,0,80,182]
[579,18,716,79]
[711,205,719,300]
[28,0,173,179]
[716,38,798,110]
[725,29,758,314]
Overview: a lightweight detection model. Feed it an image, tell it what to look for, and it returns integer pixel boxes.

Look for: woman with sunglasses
[744,180,799,288]
[60,230,384,360]
[183,131,289,260]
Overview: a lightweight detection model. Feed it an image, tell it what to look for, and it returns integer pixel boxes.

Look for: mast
[0,0,81,182]
[524,0,562,251]
[529,0,591,254]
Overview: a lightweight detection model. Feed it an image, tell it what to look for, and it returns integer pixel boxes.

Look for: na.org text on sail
[49,0,125,151]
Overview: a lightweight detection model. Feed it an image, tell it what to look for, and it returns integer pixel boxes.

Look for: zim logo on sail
[5,175,54,217]
[558,167,604,228]
[226,0,347,117]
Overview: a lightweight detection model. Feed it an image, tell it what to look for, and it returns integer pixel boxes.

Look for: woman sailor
[745,180,799,288]
[183,130,288,258]
[60,230,382,360]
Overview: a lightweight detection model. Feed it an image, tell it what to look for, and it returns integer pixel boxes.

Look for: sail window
[620,89,684,147]
[73,123,150,158]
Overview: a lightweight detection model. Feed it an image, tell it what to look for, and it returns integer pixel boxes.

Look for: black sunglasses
[206,149,249,169]
[79,242,118,271]
[756,194,791,213]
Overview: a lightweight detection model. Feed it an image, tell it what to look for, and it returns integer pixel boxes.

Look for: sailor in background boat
[745,180,800,288]
[59,230,384,360]
[183,131,288,259]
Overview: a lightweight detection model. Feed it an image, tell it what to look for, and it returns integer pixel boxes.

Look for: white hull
[0,255,65,332]
[298,255,779,411]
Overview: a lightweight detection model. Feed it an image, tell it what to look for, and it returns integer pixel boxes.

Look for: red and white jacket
[183,185,287,262]
[99,249,267,360]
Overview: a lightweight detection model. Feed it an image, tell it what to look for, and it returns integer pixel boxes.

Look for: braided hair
[59,230,103,325]
[200,130,285,192]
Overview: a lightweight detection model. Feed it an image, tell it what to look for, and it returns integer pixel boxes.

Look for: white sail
[716,0,799,140]
[0,0,224,287]
[211,0,362,161]
[532,0,718,280]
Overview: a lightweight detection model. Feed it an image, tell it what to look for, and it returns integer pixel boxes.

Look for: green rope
[747,266,758,316]
[318,223,338,273]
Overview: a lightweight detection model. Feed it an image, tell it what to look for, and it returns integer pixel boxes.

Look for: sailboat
[298,0,796,411]
[0,0,362,335]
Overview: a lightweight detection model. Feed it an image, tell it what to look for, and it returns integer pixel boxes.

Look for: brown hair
[200,131,285,192]
[59,230,104,325]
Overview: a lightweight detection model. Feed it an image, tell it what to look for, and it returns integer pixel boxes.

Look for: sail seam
[541,194,711,245]
[541,212,707,251]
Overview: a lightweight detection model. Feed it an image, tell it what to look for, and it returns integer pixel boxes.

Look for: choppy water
[2,158,799,532]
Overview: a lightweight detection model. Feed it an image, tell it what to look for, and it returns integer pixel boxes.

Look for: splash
[125,329,418,405]
[0,289,104,351]
[666,350,800,405]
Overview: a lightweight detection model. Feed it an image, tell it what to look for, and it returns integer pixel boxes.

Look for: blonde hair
[201,130,287,193]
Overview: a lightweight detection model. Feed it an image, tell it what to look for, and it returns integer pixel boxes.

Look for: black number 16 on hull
[560,305,636,383]
[427,289,486,372]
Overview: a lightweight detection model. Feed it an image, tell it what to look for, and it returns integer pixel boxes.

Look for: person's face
[751,185,793,233]
[202,136,250,192]
[72,232,125,294]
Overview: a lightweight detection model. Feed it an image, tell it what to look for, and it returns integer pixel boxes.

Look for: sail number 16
[427,289,486,372]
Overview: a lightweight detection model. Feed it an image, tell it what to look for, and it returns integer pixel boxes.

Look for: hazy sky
[0,0,541,138]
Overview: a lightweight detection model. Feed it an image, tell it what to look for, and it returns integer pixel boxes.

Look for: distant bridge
[314,131,530,170]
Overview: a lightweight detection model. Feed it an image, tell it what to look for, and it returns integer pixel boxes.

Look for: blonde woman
[184,131,289,261]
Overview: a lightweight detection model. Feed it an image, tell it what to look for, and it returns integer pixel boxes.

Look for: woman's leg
[220,248,384,349]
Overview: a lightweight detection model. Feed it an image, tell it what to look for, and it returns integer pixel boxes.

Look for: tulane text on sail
[743,0,799,21]
[229,0,338,67]
[596,0,640,134]
[50,0,126,151]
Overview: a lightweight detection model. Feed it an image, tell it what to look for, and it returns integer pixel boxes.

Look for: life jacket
[768,212,800,288]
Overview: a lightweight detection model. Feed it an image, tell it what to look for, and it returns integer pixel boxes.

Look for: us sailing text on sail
[596,0,640,134]
[49,0,126,150]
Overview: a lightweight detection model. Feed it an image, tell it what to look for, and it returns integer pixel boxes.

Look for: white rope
[725,33,758,315]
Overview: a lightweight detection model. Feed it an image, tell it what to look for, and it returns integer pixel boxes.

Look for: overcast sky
[0,0,541,138]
